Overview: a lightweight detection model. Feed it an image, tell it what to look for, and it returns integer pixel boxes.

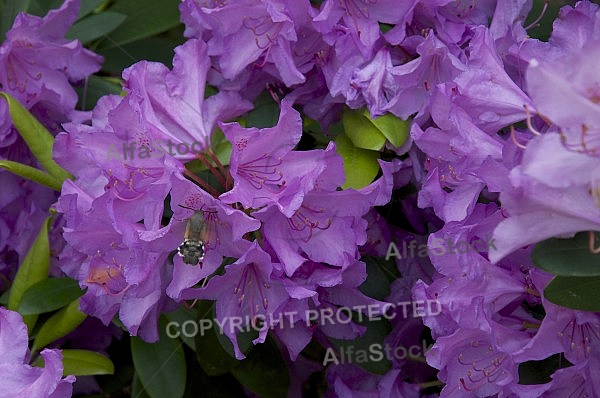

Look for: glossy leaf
[18,277,84,315]
[329,318,391,375]
[32,299,87,351]
[0,160,62,191]
[131,317,187,398]
[231,337,290,398]
[544,275,600,311]
[335,133,380,189]
[7,215,53,330]
[342,108,387,151]
[0,0,30,40]
[61,349,115,376]
[66,11,126,44]
[362,109,410,148]
[532,232,600,276]
[100,0,181,47]
[75,75,123,111]
[78,0,106,18]
[0,92,72,182]
[193,305,238,376]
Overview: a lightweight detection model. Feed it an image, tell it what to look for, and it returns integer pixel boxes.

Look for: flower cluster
[3,0,600,396]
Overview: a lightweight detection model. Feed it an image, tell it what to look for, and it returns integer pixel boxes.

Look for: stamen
[510,126,527,149]
[525,1,549,31]
[523,105,542,136]
[589,231,600,254]
[183,168,221,198]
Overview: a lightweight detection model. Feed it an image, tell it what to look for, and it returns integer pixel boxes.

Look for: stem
[419,380,444,389]
[196,153,228,190]
[183,168,220,198]
[207,149,233,191]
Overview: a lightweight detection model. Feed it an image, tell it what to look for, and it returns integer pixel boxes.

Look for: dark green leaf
[99,0,181,47]
[0,0,30,40]
[78,0,106,18]
[518,354,569,385]
[360,257,392,300]
[0,160,62,191]
[97,35,185,74]
[61,349,114,376]
[231,337,290,398]
[0,92,72,182]
[131,316,187,398]
[66,11,126,44]
[75,75,123,111]
[246,91,280,128]
[131,374,152,398]
[32,299,87,351]
[7,215,52,330]
[18,277,84,315]
[532,232,600,276]
[25,0,62,17]
[544,275,600,311]
[194,314,238,376]
[335,133,380,189]
[183,354,245,398]
[329,318,392,375]
[166,306,197,351]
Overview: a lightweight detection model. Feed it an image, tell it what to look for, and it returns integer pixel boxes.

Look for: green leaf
[0,92,72,182]
[335,133,380,189]
[25,0,63,17]
[518,354,568,385]
[532,232,600,276]
[210,128,232,167]
[246,91,280,128]
[61,349,114,376]
[361,109,410,148]
[97,35,185,74]
[360,257,392,300]
[75,75,123,111]
[544,275,600,311]
[32,299,87,351]
[78,0,106,18]
[66,11,126,44]
[166,306,197,351]
[7,215,53,330]
[99,0,182,47]
[131,374,152,398]
[131,316,187,398]
[342,108,387,151]
[0,0,30,40]
[0,160,62,191]
[231,338,290,398]
[194,307,238,376]
[329,318,392,375]
[18,277,84,315]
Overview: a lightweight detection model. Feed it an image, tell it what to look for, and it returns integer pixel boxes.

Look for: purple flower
[121,39,252,161]
[166,174,261,301]
[428,326,521,397]
[219,100,331,216]
[0,308,75,398]
[387,31,465,119]
[180,0,309,86]
[256,158,395,275]
[0,0,102,143]
[489,133,600,263]
[186,241,291,359]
